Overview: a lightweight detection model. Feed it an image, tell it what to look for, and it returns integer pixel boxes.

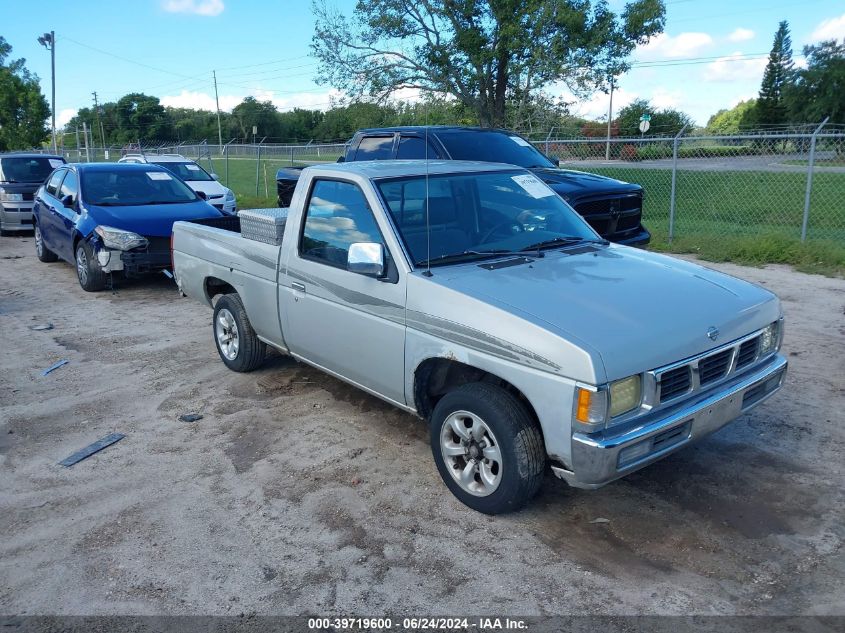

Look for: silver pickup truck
[172,160,787,514]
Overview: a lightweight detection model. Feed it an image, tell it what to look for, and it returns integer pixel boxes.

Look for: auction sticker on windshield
[186,164,200,171]
[512,174,555,198]
[48,159,64,168]
[509,135,532,147]
[147,172,173,180]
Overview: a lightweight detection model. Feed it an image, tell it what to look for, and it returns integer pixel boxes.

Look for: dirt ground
[1,233,843,617]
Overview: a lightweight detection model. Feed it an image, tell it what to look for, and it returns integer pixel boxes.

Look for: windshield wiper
[520,236,608,252]
[417,249,542,268]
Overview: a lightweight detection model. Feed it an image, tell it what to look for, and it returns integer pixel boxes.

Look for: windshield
[81,168,199,206]
[0,157,65,183]
[376,170,599,266]
[151,161,214,182]
[436,130,555,169]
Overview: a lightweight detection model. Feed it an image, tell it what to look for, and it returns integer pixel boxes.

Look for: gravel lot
[1,234,843,617]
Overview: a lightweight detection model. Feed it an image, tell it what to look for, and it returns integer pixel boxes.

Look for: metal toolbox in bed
[238,208,288,245]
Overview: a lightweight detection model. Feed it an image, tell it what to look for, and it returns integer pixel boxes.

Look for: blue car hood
[85,199,222,237]
[530,167,641,198]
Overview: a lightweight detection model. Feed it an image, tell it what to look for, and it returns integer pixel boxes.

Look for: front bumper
[615,225,651,247]
[0,202,34,231]
[552,353,788,488]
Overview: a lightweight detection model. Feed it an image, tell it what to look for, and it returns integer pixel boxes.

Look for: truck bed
[172,216,287,349]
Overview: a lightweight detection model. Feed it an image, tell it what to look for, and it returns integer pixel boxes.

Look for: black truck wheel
[213,293,266,372]
[430,382,546,514]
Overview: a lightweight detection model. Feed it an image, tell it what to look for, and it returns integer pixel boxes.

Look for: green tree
[311,0,665,128]
[0,36,50,151]
[784,39,845,124]
[705,99,757,134]
[615,98,693,136]
[231,97,282,141]
[114,93,173,142]
[755,21,794,127]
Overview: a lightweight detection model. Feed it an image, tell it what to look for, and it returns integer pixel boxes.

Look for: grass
[214,156,845,277]
[781,157,845,167]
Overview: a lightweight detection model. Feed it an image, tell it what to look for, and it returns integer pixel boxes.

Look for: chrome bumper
[553,354,788,489]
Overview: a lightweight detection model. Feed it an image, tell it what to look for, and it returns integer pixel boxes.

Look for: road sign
[640,113,651,122]
[639,120,650,133]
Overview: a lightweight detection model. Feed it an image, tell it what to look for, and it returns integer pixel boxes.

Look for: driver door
[280,178,407,405]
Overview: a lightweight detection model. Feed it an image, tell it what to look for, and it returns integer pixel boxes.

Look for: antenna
[423,98,433,277]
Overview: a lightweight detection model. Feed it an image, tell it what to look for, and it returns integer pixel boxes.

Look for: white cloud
[160,88,345,113]
[703,52,767,82]
[809,13,845,43]
[637,32,714,59]
[650,88,682,110]
[57,108,77,128]
[728,28,755,42]
[162,0,224,17]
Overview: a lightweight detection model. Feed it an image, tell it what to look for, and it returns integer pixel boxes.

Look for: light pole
[37,31,56,154]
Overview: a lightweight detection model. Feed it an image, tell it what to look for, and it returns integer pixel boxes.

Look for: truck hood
[530,167,641,198]
[425,244,780,382]
[85,200,222,237]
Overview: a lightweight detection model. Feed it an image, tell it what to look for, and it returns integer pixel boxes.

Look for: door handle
[291,282,306,292]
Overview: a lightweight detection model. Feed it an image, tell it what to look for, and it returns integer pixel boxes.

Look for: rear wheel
[430,382,546,514]
[75,240,107,292]
[34,224,58,262]
[213,293,266,372]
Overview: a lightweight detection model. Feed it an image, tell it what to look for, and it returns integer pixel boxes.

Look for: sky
[6,0,845,133]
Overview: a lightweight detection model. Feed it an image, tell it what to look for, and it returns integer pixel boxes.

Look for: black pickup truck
[276,126,649,246]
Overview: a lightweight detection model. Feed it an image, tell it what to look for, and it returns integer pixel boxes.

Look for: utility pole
[74,126,81,161]
[213,70,223,152]
[82,122,90,162]
[92,91,106,151]
[605,76,614,161]
[37,31,56,153]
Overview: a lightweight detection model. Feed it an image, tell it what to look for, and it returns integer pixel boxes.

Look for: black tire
[430,382,546,514]
[213,293,266,372]
[34,224,59,262]
[75,240,107,292]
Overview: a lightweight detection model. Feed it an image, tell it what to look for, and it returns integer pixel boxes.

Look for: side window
[300,180,385,269]
[354,136,394,161]
[396,136,438,159]
[45,169,65,196]
[58,170,78,205]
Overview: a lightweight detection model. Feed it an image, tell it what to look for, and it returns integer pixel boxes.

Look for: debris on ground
[162,269,174,279]
[589,517,611,524]
[58,433,126,467]
[28,324,54,331]
[40,359,69,376]
[179,413,203,423]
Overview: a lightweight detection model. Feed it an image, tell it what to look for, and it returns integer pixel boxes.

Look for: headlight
[609,375,642,418]
[0,192,24,201]
[224,189,235,201]
[759,321,781,355]
[94,226,148,251]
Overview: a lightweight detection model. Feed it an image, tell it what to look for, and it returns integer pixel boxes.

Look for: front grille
[145,237,171,254]
[699,348,733,385]
[574,194,642,240]
[736,336,759,369]
[659,366,692,402]
[652,421,692,452]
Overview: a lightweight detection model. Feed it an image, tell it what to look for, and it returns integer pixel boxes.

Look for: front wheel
[76,240,107,292]
[430,382,546,514]
[213,293,266,372]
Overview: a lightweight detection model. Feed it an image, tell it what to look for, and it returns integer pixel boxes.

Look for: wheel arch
[204,276,238,305]
[413,357,543,433]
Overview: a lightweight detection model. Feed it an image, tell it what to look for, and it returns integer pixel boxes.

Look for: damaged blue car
[32,162,222,291]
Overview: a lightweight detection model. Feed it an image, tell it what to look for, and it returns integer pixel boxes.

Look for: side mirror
[347,242,384,278]
[196,191,208,200]
[336,156,345,163]
[554,158,561,167]
[61,194,74,208]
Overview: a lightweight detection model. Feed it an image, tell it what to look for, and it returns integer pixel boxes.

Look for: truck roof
[306,160,521,179]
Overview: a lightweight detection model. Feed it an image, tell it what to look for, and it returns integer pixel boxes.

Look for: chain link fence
[50,129,844,244]
[535,127,845,244]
